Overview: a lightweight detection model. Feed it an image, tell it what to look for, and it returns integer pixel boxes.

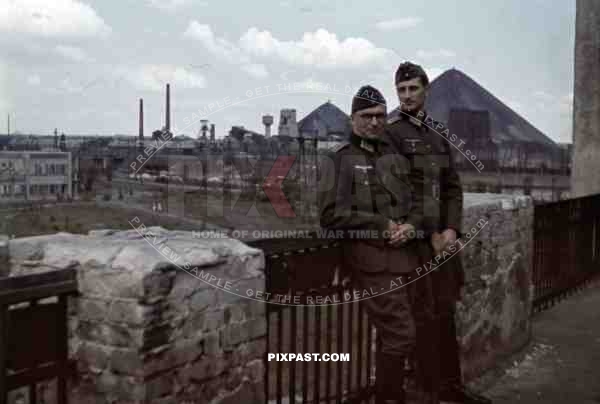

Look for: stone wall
[6,226,266,404]
[459,193,534,381]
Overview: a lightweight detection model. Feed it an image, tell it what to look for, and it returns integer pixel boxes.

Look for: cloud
[184,23,396,72]
[240,64,269,79]
[183,22,270,78]
[183,21,251,64]
[416,49,456,59]
[0,0,111,38]
[375,17,423,31]
[55,45,92,63]
[121,64,207,92]
[146,0,208,11]
[239,27,396,69]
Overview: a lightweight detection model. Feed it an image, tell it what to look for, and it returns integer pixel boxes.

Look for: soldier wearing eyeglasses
[319,85,437,404]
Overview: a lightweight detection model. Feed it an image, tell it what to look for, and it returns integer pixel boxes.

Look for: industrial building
[0,151,73,200]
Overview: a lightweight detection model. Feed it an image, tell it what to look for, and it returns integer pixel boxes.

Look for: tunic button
[431,162,436,167]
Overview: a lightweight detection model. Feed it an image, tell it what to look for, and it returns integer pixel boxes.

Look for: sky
[0,0,575,143]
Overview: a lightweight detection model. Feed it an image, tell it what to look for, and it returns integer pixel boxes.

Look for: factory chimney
[165,83,170,132]
[139,98,144,140]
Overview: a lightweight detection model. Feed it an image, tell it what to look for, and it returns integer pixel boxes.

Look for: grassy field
[0,202,208,238]
[0,175,319,239]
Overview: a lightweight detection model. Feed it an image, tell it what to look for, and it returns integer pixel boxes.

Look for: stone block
[244,359,264,383]
[202,331,221,355]
[142,338,204,377]
[220,318,266,350]
[74,319,143,348]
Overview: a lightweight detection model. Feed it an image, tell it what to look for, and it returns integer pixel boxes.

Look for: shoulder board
[424,115,441,127]
[329,142,350,153]
[386,115,401,125]
[386,108,402,125]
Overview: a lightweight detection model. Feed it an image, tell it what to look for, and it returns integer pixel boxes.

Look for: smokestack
[7,114,9,136]
[210,124,215,142]
[165,83,170,132]
[139,98,144,140]
[200,120,208,138]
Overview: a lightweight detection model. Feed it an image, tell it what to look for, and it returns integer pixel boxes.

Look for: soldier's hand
[432,228,458,253]
[389,223,415,246]
[431,231,445,254]
[441,228,457,244]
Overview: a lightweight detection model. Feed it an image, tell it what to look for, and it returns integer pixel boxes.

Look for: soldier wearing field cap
[319,85,436,404]
[385,62,492,404]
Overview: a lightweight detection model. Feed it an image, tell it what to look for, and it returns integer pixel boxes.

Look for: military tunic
[384,108,465,303]
[318,133,427,356]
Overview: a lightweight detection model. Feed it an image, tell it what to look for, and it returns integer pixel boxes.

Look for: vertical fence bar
[290,298,297,404]
[265,295,271,404]
[345,302,353,397]
[336,293,343,404]
[356,301,363,394]
[365,313,372,391]
[29,300,38,404]
[0,305,6,404]
[57,295,67,404]
[276,307,283,404]
[314,302,322,403]
[302,304,309,404]
[326,302,333,403]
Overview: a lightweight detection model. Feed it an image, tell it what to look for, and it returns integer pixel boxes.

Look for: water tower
[262,114,274,137]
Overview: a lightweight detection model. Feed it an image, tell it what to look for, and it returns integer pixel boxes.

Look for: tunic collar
[350,133,387,154]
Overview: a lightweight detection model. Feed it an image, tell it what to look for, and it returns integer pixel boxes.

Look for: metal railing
[248,236,377,404]
[532,193,600,312]
[0,268,78,404]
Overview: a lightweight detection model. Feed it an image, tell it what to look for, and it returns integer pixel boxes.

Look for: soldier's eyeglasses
[358,113,386,122]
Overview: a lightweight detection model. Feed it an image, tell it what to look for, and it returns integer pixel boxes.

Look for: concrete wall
[1,193,534,401]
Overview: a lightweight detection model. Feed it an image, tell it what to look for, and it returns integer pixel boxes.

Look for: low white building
[0,151,73,201]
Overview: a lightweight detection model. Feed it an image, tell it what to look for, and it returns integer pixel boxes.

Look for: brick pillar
[7,228,266,403]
